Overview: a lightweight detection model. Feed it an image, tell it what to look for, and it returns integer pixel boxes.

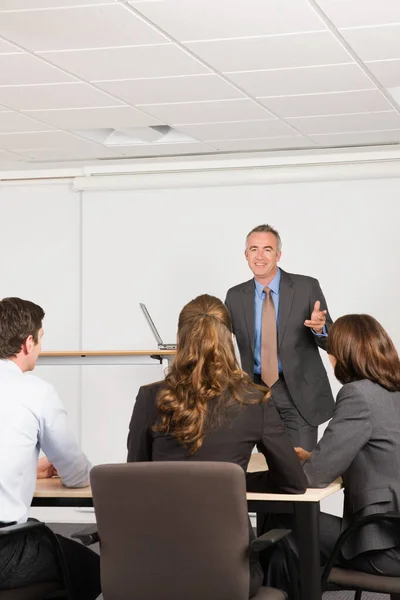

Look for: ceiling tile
[0,110,54,132]
[130,0,325,41]
[208,137,314,151]
[96,74,244,105]
[0,130,110,150]
[310,129,400,147]
[388,87,400,105]
[41,45,209,81]
[0,39,22,53]
[316,0,400,28]
[0,4,166,52]
[18,146,126,161]
[228,64,375,97]
[287,111,400,135]
[259,90,392,118]
[186,32,351,73]
[0,82,124,111]
[24,106,162,129]
[366,59,400,88]
[175,120,296,141]
[0,149,25,161]
[0,0,114,8]
[0,54,75,85]
[116,141,214,156]
[139,99,273,124]
[341,25,400,61]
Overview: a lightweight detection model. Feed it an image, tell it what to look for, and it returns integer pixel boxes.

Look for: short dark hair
[246,224,282,252]
[0,297,45,359]
[327,314,400,392]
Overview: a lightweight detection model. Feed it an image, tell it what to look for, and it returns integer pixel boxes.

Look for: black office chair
[0,520,72,600]
[321,512,400,600]
[75,461,291,600]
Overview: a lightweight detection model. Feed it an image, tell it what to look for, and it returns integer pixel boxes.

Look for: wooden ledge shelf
[40,350,176,357]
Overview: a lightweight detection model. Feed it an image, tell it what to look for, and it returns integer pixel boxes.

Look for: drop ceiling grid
[0,0,398,165]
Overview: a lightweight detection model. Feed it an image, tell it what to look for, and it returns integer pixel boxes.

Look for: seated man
[0,297,100,600]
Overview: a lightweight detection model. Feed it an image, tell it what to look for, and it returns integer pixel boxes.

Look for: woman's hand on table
[294,447,312,462]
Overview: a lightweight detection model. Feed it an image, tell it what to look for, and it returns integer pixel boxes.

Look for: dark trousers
[260,511,400,594]
[318,512,400,576]
[0,528,101,600]
[254,373,318,451]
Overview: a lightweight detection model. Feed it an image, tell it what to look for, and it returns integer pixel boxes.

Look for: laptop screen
[140,303,163,345]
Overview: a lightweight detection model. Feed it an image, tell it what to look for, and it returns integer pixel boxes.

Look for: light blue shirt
[253,268,327,375]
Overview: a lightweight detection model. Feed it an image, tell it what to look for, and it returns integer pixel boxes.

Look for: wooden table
[33,478,93,507]
[32,452,269,505]
[33,456,342,600]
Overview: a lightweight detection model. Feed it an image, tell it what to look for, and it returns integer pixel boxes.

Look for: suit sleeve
[225,290,235,335]
[246,399,307,494]
[303,384,372,487]
[127,386,153,462]
[310,279,333,351]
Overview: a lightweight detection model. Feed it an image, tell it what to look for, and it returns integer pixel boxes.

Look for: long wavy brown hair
[154,294,269,453]
[328,314,400,392]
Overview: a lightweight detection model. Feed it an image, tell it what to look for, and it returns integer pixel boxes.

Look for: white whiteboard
[81,179,400,353]
[0,182,81,350]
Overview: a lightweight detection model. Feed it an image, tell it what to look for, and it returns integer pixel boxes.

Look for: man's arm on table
[38,383,91,487]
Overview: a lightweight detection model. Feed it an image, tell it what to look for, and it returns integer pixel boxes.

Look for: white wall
[0,181,81,350]
[2,165,400,520]
[81,179,400,353]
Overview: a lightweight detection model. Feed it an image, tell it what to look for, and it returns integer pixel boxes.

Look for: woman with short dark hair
[127,294,307,598]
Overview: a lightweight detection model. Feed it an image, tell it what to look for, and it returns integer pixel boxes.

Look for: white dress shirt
[0,359,91,524]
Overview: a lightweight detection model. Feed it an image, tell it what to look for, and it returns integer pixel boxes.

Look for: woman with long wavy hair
[127,294,306,597]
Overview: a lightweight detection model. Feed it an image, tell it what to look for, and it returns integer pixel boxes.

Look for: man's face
[25,327,44,371]
[245,232,281,281]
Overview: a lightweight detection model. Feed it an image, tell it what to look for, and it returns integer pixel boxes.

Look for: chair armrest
[321,511,400,589]
[0,519,46,537]
[251,528,292,552]
[72,525,99,546]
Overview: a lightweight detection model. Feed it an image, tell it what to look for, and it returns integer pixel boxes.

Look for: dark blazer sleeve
[246,399,307,494]
[127,385,153,462]
[225,291,235,335]
[310,278,333,351]
[304,384,372,487]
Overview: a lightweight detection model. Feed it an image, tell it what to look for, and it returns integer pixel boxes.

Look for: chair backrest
[91,461,251,600]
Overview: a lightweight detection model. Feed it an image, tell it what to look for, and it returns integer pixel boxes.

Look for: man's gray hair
[245,224,282,252]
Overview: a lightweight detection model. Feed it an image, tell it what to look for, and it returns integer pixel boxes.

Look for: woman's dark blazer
[127,380,307,597]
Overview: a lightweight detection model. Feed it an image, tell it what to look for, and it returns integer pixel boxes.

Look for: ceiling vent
[72,125,196,147]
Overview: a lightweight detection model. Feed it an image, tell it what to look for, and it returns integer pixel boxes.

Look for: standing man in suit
[225,224,334,450]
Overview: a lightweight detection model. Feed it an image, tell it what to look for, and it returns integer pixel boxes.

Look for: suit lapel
[278,269,294,347]
[241,279,255,352]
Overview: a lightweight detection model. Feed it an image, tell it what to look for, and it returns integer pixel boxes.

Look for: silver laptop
[140,303,177,350]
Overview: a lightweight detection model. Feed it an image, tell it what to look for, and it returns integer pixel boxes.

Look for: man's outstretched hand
[304,300,327,334]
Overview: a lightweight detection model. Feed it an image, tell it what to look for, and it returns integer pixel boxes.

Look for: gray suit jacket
[304,380,400,559]
[225,269,334,426]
